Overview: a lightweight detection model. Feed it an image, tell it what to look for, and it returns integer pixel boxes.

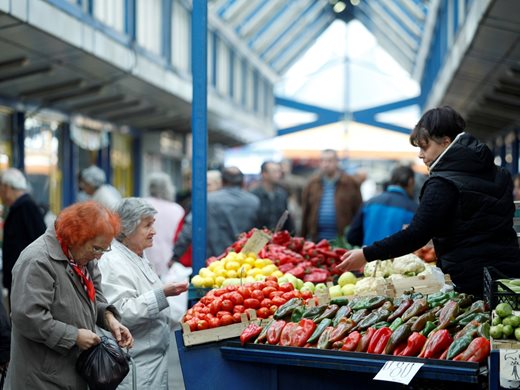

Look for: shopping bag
[76,335,130,390]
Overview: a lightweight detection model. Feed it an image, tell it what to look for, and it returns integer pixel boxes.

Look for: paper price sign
[240,230,271,255]
[374,361,424,385]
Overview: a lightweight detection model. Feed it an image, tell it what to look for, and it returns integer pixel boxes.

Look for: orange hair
[55,201,120,247]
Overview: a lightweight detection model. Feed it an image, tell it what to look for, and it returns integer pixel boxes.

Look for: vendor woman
[337,106,520,296]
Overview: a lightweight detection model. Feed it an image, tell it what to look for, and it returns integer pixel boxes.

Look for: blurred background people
[144,172,185,280]
[251,161,294,232]
[6,201,133,389]
[206,170,222,193]
[301,149,362,241]
[79,165,122,210]
[513,174,520,201]
[347,165,418,247]
[98,198,188,390]
[0,168,46,302]
[280,159,306,236]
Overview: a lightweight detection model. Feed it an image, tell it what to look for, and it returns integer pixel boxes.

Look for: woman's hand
[76,329,101,350]
[105,311,134,349]
[336,249,367,273]
[163,281,189,297]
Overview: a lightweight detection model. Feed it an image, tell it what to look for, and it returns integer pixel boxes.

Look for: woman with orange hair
[5,201,134,390]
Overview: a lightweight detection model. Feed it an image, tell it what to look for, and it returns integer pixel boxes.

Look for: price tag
[374,361,423,385]
[240,230,271,255]
[499,349,520,388]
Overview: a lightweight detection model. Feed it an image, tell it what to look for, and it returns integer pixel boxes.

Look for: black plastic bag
[76,336,130,390]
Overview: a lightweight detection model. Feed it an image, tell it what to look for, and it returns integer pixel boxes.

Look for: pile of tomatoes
[183,276,314,332]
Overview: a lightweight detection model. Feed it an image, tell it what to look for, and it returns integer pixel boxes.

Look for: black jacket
[251,185,294,233]
[2,193,46,292]
[364,133,520,295]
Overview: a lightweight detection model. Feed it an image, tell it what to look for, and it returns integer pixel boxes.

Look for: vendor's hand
[336,249,367,273]
[76,328,101,350]
[163,281,189,297]
[105,311,134,349]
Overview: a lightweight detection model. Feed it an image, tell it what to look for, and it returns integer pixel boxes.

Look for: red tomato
[194,312,207,319]
[183,314,194,321]
[216,311,232,318]
[282,291,295,301]
[265,276,278,283]
[221,299,234,312]
[226,285,238,292]
[237,286,251,299]
[300,290,313,300]
[251,289,265,301]
[279,282,294,292]
[220,314,235,326]
[269,291,284,299]
[271,296,287,306]
[208,298,222,315]
[186,308,195,316]
[265,280,279,289]
[256,307,270,319]
[262,286,277,297]
[251,282,267,290]
[213,288,227,297]
[269,305,278,315]
[229,292,244,305]
[233,305,245,314]
[243,298,261,310]
[200,296,213,305]
[208,317,221,328]
[232,312,243,323]
[196,319,209,331]
[260,298,272,308]
[186,319,198,332]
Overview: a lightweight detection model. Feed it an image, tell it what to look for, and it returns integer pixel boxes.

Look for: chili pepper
[255,319,274,344]
[460,313,489,327]
[399,332,427,357]
[411,307,441,333]
[357,327,375,352]
[351,296,388,311]
[332,305,352,327]
[393,343,407,356]
[373,321,390,329]
[454,320,480,340]
[274,298,304,320]
[314,304,339,323]
[340,331,361,352]
[316,239,330,249]
[389,318,404,332]
[330,297,350,306]
[240,323,263,346]
[307,318,333,344]
[302,305,327,320]
[453,337,490,363]
[267,320,287,344]
[367,327,393,354]
[290,306,306,323]
[351,309,370,324]
[418,329,453,359]
[317,326,334,349]
[387,299,413,323]
[279,322,299,346]
[329,318,356,343]
[355,308,391,331]
[447,334,473,360]
[434,300,460,331]
[420,321,436,337]
[385,323,412,354]
[427,292,450,308]
[291,319,317,347]
[401,298,428,323]
[454,300,486,324]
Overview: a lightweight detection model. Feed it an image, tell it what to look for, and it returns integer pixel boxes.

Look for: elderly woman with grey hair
[98,197,188,390]
[79,165,122,210]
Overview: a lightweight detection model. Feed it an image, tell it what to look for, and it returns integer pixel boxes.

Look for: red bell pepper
[398,332,427,357]
[418,329,453,359]
[287,266,306,280]
[240,323,263,345]
[340,331,361,352]
[279,322,299,346]
[303,268,329,283]
[357,327,376,352]
[453,337,490,363]
[272,231,291,245]
[367,327,393,354]
[291,319,317,347]
[266,320,287,345]
[393,343,407,356]
[316,239,331,249]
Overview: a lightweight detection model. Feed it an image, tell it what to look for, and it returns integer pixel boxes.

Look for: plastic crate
[483,266,520,310]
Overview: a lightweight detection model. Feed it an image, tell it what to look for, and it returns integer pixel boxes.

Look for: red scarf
[56,233,96,302]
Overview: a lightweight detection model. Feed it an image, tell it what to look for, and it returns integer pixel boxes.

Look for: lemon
[243,257,256,266]
[201,276,214,288]
[191,275,205,288]
[236,252,246,262]
[261,264,278,276]
[225,261,240,271]
[226,270,238,278]
[226,252,238,261]
[213,267,227,277]
[215,276,226,287]
[208,261,221,271]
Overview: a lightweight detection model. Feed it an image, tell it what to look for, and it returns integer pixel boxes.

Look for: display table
[175,330,488,390]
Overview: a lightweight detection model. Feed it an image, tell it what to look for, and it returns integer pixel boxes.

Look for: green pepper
[389,317,403,331]
[332,305,351,327]
[355,309,391,331]
[351,309,369,324]
[290,306,305,323]
[387,299,413,323]
[302,305,327,319]
[420,321,436,337]
[351,296,388,311]
[254,319,274,344]
[454,320,480,340]
[317,326,334,349]
[453,293,473,308]
[314,304,339,323]
[401,298,428,322]
[373,321,390,329]
[307,318,333,344]
[385,323,412,354]
[329,318,356,343]
[274,298,303,320]
[434,300,460,331]
[446,334,473,360]
[427,292,450,308]
[411,306,440,333]
[330,297,349,306]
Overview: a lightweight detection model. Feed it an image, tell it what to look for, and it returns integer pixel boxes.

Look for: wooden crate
[386,273,449,297]
[181,309,263,347]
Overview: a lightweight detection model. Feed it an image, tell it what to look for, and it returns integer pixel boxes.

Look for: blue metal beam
[191,0,208,275]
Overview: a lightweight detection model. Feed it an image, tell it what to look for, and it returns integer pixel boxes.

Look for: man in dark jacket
[251,161,294,232]
[0,168,46,301]
[347,165,417,247]
[301,149,362,241]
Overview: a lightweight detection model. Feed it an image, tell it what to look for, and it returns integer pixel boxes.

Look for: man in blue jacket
[347,165,417,247]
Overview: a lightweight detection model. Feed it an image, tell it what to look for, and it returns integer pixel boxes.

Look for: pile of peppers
[239,291,492,364]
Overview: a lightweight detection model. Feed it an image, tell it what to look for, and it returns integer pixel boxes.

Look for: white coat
[98,240,171,390]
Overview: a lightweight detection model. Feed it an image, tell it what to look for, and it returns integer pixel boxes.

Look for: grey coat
[5,227,116,390]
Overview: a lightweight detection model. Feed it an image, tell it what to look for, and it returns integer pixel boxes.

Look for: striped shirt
[318,178,337,240]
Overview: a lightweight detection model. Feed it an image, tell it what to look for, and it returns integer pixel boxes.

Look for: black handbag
[76,336,130,390]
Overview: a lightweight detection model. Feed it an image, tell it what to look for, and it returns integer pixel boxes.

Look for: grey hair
[116,197,157,240]
[81,165,106,188]
[1,168,28,191]
[148,172,176,201]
